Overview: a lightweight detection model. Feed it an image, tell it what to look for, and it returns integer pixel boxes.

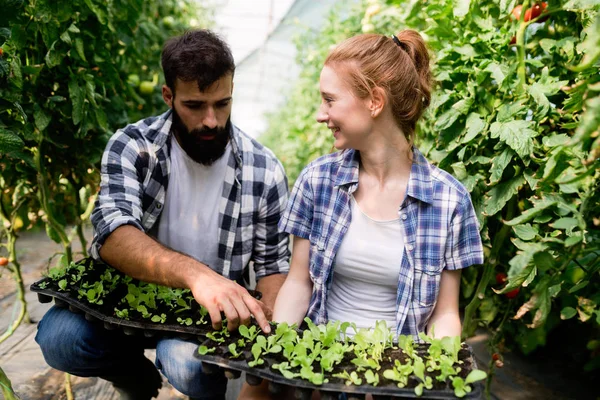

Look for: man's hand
[100,225,272,333]
[188,268,272,334]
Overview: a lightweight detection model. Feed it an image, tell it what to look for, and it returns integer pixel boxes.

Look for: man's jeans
[35,306,227,399]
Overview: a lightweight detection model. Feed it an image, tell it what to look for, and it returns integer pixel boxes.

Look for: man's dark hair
[161,29,235,93]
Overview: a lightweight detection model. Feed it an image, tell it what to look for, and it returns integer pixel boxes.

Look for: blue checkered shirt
[279,148,483,339]
[90,110,290,283]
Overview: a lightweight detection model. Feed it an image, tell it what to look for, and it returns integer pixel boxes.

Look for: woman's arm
[238,236,313,400]
[272,236,313,326]
[427,269,462,338]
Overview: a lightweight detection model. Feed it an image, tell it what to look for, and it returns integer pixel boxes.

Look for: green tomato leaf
[513,224,537,241]
[490,148,513,184]
[490,120,536,159]
[68,78,85,126]
[504,198,557,226]
[0,128,25,156]
[485,62,509,86]
[561,307,577,320]
[34,105,51,132]
[453,0,471,18]
[484,176,524,216]
[462,113,485,143]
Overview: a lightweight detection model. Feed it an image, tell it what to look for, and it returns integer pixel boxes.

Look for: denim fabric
[36,306,227,399]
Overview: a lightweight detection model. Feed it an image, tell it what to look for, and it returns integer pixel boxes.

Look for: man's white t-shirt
[157,135,231,270]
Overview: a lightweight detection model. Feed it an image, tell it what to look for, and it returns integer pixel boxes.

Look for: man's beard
[170,107,231,166]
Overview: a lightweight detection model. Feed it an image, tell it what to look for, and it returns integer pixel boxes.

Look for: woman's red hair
[325,30,432,144]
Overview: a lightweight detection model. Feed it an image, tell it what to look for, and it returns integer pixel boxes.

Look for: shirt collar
[334,147,434,204]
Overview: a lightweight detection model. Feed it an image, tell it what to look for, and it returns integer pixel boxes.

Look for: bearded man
[36,29,290,400]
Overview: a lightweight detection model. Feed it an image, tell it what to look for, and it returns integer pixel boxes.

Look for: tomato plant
[0,0,212,346]
[261,0,600,386]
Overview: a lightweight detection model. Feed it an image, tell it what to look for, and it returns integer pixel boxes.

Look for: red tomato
[510,36,517,45]
[511,5,523,20]
[505,288,520,299]
[496,273,508,284]
[492,353,501,361]
[0,257,8,266]
[513,2,548,22]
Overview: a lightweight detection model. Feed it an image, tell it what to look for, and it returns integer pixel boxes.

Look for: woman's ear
[369,86,386,118]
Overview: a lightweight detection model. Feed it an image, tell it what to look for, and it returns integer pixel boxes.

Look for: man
[36,29,290,400]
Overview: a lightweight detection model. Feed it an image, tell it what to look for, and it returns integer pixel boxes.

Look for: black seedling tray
[30,258,262,339]
[194,335,483,399]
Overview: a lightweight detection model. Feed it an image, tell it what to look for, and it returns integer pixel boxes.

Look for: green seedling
[198,345,216,355]
[320,341,351,372]
[228,343,242,359]
[78,280,105,305]
[333,370,362,386]
[177,317,193,326]
[271,362,300,379]
[364,369,379,386]
[452,370,487,398]
[151,313,166,323]
[196,306,209,325]
[114,308,130,319]
[441,336,462,363]
[206,325,230,343]
[413,356,433,396]
[351,352,380,371]
[397,334,416,359]
[248,341,265,367]
[299,365,327,385]
[239,324,260,342]
[383,359,413,388]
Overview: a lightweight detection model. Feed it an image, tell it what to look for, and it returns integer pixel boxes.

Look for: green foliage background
[0,0,211,246]
[0,0,212,345]
[262,0,600,374]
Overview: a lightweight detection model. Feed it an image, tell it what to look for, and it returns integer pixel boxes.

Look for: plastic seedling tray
[30,258,261,339]
[193,330,483,399]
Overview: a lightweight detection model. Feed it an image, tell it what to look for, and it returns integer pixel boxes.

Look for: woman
[239,29,483,399]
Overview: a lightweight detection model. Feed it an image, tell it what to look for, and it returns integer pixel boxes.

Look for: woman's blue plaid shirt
[279,148,484,339]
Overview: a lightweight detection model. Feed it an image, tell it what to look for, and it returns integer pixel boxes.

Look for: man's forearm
[255,273,287,312]
[99,225,208,289]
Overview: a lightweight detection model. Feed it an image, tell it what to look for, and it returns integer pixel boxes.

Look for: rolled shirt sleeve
[90,130,147,260]
[278,167,314,241]
[253,158,291,279]
[444,194,484,270]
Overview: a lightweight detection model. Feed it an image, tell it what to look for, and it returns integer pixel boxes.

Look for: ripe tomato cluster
[509,2,549,44]
[496,272,520,299]
[511,2,549,22]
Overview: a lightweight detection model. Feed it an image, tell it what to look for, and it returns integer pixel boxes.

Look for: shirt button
[407,244,414,251]
[401,213,408,220]
[156,203,162,209]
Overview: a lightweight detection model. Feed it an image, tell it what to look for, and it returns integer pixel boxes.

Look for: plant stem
[67,176,89,258]
[0,234,30,344]
[35,142,73,264]
[484,301,513,397]
[462,197,518,339]
[0,366,20,400]
[516,0,530,93]
[64,373,74,400]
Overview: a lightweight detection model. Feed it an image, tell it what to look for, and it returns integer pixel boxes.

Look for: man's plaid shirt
[279,148,483,339]
[90,110,290,283]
